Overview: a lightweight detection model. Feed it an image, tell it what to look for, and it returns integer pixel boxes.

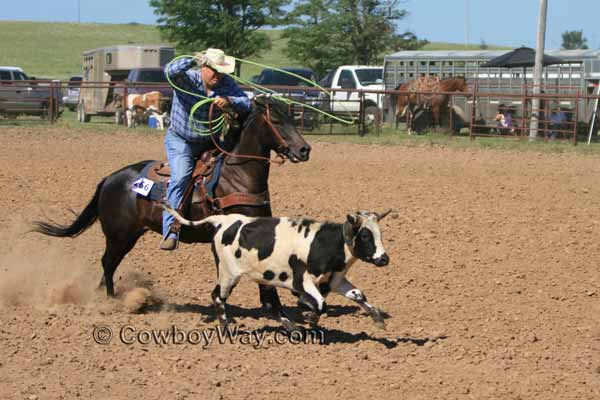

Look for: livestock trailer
[383,49,600,126]
[78,45,175,122]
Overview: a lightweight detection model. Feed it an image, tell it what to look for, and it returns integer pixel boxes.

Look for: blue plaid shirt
[165,57,251,143]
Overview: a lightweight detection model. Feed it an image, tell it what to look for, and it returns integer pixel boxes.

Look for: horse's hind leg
[100,230,145,297]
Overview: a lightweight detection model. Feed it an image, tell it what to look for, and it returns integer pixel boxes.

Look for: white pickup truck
[318,65,384,126]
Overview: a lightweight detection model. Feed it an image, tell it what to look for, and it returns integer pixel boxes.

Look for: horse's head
[438,76,468,94]
[245,95,311,163]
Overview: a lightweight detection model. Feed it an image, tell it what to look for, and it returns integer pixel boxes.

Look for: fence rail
[2,79,598,145]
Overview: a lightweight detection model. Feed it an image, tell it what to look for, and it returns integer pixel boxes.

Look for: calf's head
[343,210,391,267]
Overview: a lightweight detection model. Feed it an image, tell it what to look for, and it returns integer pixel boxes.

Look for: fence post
[573,92,580,145]
[122,83,128,126]
[449,94,454,137]
[469,82,477,140]
[49,81,55,124]
[359,91,365,137]
[521,83,527,138]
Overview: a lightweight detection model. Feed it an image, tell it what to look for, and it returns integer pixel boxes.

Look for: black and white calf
[162,203,391,330]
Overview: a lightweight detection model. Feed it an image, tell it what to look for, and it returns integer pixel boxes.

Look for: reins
[208,102,287,166]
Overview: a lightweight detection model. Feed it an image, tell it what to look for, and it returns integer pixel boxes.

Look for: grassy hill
[0,21,510,80]
[0,21,166,80]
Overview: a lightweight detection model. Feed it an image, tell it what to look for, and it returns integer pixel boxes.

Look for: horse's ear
[252,94,267,107]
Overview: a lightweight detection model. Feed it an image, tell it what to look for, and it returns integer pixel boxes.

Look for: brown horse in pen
[395,76,468,133]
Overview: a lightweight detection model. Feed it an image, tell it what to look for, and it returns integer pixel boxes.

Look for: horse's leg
[100,230,145,297]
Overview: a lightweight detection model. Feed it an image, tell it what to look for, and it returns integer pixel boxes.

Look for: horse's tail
[32,178,105,238]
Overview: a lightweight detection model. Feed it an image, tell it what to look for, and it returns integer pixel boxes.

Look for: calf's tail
[161,201,221,227]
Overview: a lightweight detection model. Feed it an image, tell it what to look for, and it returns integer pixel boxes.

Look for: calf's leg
[297,274,326,327]
[330,274,386,329]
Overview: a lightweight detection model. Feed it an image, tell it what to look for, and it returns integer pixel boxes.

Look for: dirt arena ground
[1,126,599,399]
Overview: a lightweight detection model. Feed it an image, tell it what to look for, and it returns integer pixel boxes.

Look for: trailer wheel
[115,110,124,125]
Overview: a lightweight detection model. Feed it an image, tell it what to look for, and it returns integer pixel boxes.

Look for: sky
[2,0,599,50]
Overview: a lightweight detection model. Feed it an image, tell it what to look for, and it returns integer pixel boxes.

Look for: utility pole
[464,0,470,49]
[529,0,548,139]
[78,0,81,23]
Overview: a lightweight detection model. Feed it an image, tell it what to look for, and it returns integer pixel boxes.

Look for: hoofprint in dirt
[1,127,599,400]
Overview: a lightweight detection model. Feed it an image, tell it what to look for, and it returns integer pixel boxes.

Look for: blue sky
[2,0,599,49]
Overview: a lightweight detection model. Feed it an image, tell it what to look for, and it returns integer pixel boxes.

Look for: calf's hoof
[281,318,303,335]
[304,311,320,328]
[371,308,386,330]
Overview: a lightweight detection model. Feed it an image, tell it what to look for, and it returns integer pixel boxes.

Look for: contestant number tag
[132,178,154,196]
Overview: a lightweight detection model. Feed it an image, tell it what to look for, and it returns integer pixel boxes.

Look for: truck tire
[77,101,91,123]
[40,103,49,120]
[365,105,382,128]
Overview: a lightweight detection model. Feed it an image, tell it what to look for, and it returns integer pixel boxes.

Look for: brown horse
[395,76,468,133]
[32,95,311,329]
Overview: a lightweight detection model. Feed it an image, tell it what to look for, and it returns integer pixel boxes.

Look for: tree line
[148,0,428,77]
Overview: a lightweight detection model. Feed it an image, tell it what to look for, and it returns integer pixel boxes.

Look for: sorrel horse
[33,95,311,327]
[395,76,468,133]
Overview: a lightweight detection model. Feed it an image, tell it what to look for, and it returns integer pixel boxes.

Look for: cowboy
[160,48,251,250]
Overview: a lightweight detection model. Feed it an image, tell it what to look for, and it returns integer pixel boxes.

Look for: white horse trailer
[78,45,174,122]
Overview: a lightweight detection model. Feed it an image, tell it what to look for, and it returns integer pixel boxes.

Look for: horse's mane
[242,96,290,130]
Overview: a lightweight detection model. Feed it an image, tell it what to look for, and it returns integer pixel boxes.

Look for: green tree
[149,0,286,75]
[561,30,589,50]
[283,0,427,77]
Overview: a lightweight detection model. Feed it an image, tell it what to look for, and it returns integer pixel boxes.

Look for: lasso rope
[164,53,357,137]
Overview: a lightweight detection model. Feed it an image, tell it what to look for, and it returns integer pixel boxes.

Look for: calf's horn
[376,209,392,221]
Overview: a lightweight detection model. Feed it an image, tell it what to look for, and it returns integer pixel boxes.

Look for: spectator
[549,108,567,140]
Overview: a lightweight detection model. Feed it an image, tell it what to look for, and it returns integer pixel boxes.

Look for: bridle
[208,101,290,165]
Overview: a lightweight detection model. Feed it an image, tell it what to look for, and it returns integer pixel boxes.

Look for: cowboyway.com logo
[92,324,325,348]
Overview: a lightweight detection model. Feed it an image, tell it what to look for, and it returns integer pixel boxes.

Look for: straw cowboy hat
[197,48,235,74]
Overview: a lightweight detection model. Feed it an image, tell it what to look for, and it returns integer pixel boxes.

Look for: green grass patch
[10,111,598,157]
[307,125,600,155]
[0,21,166,80]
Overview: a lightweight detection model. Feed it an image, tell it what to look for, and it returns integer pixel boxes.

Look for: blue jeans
[162,129,213,238]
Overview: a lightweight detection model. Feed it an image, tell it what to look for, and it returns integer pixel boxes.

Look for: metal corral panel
[383,49,600,124]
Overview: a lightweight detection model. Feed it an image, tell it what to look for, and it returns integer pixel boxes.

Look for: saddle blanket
[131,156,224,203]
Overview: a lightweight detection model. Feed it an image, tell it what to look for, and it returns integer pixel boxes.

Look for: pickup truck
[252,67,321,130]
[0,66,62,119]
[318,65,384,126]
